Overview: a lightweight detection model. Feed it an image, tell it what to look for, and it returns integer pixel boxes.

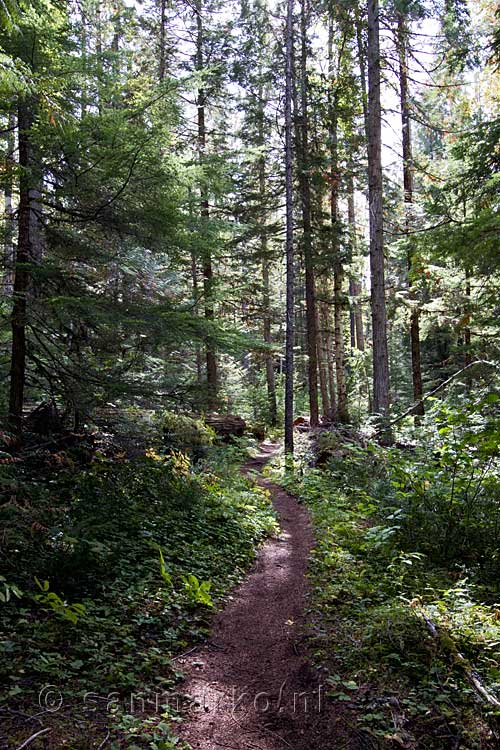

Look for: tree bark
[196,0,217,410]
[2,112,15,296]
[96,1,103,108]
[262,254,278,425]
[355,5,369,139]
[256,75,278,426]
[190,250,203,386]
[367,0,390,418]
[9,103,32,434]
[316,302,331,418]
[464,269,472,390]
[349,276,356,350]
[325,295,337,420]
[333,262,348,422]
[347,182,365,352]
[297,0,319,426]
[159,0,167,81]
[284,0,295,454]
[328,15,348,423]
[397,13,424,420]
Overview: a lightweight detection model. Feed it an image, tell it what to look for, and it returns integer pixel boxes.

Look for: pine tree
[297,0,319,426]
[284,0,295,453]
[366,0,390,419]
[396,11,424,420]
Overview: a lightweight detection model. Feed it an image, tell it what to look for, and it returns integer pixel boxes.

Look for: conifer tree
[284,0,295,453]
[366,0,390,419]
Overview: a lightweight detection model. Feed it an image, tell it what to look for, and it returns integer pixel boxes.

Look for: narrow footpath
[177,442,358,750]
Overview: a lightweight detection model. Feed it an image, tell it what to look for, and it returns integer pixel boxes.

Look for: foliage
[386,392,500,580]
[0,574,22,603]
[269,423,500,749]
[181,574,214,609]
[159,411,215,461]
[34,577,86,625]
[0,439,277,747]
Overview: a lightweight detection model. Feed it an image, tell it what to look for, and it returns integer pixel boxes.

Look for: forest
[0,0,499,748]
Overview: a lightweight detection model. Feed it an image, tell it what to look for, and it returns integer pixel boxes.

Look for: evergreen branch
[375,361,499,435]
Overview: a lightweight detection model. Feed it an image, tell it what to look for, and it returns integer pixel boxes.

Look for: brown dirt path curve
[176,442,359,750]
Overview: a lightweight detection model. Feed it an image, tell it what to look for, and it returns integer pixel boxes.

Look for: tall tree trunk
[333,263,348,422]
[284,0,295,454]
[309,117,330,421]
[297,0,319,426]
[464,268,472,390]
[397,13,424,421]
[2,113,15,296]
[95,2,103,112]
[347,181,365,351]
[355,6,369,139]
[79,5,89,116]
[324,292,337,419]
[29,183,43,271]
[328,15,348,423]
[349,276,356,350]
[257,77,278,425]
[159,0,167,81]
[196,0,217,410]
[354,280,365,351]
[262,255,278,425]
[111,0,123,94]
[353,4,369,395]
[355,2,371,419]
[316,302,331,418]
[187,188,203,386]
[9,103,32,434]
[367,0,390,418]
[190,250,203,386]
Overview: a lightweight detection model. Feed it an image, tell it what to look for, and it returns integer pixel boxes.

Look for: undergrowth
[267,393,500,749]
[0,435,277,749]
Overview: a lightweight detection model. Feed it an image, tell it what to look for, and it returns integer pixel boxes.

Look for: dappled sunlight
[0,0,497,747]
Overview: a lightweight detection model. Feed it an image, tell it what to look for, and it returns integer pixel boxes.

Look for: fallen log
[205,414,246,439]
[418,608,500,708]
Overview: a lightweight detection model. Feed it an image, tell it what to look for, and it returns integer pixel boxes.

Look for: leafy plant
[158,547,173,588]
[272,428,500,749]
[181,574,214,609]
[0,576,22,604]
[159,412,215,462]
[0,438,275,746]
[34,577,86,624]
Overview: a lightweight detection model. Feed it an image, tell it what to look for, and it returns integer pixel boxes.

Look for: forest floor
[177,442,360,750]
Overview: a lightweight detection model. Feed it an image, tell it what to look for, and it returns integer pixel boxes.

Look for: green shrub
[158,410,215,461]
[383,394,500,582]
[270,420,500,750]
[0,442,277,747]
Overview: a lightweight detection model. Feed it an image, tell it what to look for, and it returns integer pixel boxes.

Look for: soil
[177,442,362,750]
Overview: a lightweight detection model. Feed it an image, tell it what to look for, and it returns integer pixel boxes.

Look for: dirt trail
[177,442,357,750]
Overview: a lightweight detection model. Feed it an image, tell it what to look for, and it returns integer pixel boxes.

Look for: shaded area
[177,443,361,749]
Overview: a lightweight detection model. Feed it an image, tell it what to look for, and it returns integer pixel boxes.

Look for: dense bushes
[159,410,215,461]
[386,394,500,583]
[0,438,277,748]
[313,392,500,586]
[269,397,500,750]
